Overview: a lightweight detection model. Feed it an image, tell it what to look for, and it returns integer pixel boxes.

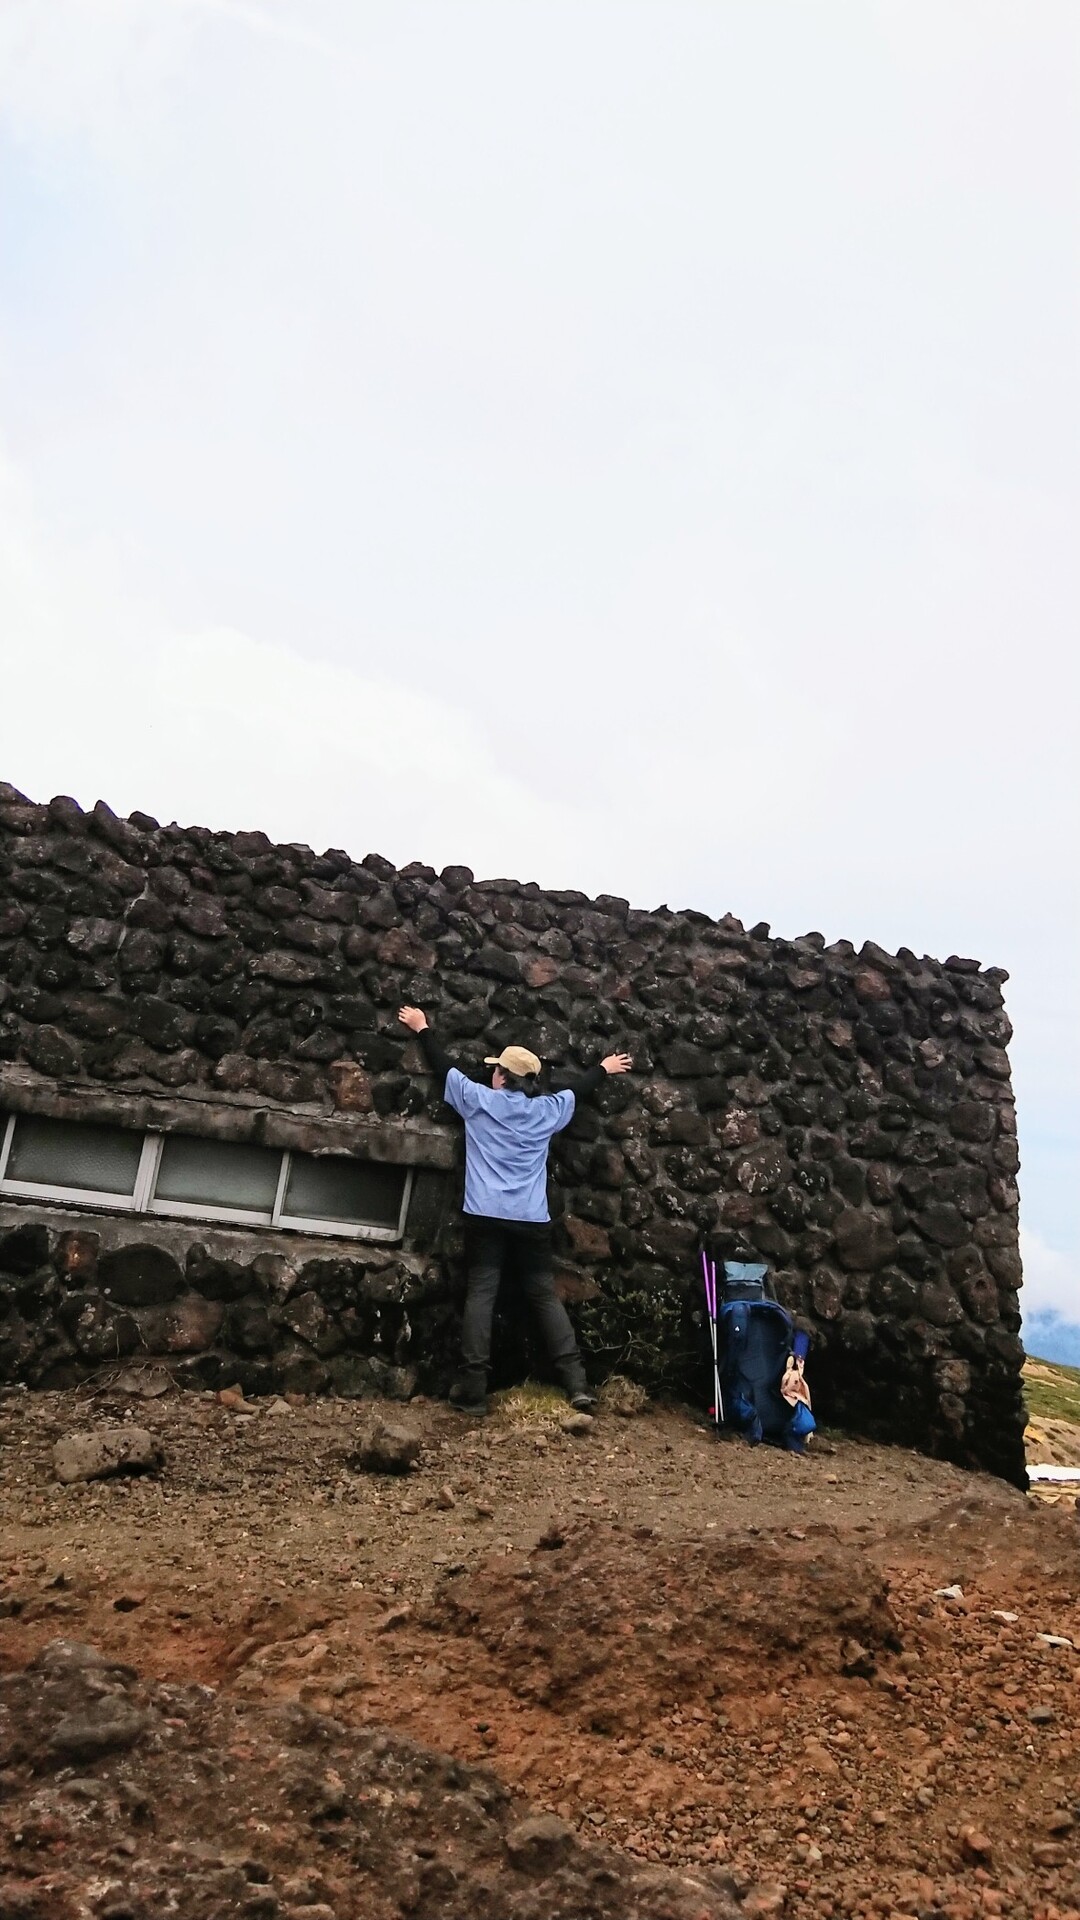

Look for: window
[5,1117,144,1203]
[280,1153,404,1231]
[153,1136,282,1217]
[0,1114,411,1241]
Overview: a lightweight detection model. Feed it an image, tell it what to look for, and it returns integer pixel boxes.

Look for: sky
[0,0,1077,1356]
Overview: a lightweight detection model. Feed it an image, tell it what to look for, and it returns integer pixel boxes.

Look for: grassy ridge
[1023,1354,1080,1427]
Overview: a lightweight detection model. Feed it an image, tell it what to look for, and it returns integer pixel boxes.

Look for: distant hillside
[1023,1353,1080,1427]
[1023,1354,1080,1475]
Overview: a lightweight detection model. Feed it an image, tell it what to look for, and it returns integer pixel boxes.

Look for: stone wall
[0,783,1027,1482]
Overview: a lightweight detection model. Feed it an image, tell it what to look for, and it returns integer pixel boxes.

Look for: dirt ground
[1,1380,1078,1920]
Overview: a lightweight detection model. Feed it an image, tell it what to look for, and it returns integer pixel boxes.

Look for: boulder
[98,1244,183,1308]
[131,1294,224,1353]
[505,1813,575,1873]
[0,1223,51,1276]
[53,1426,164,1485]
[53,1229,100,1286]
[353,1416,421,1475]
[327,1058,374,1112]
[561,1411,595,1437]
[49,1701,149,1760]
[833,1211,899,1272]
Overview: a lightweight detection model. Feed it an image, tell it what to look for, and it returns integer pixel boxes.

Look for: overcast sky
[0,1,1076,1345]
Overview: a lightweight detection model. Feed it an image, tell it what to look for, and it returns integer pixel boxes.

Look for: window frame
[141,1130,283,1231]
[0,1112,158,1216]
[274,1151,413,1240]
[0,1115,412,1243]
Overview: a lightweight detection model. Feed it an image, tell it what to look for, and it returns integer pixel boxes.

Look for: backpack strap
[720,1300,750,1344]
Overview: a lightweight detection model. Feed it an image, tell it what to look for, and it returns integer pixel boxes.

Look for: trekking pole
[709,1256,724,1428]
[701,1252,723,1430]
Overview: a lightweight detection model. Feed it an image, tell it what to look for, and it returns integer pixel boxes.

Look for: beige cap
[484,1044,542,1077]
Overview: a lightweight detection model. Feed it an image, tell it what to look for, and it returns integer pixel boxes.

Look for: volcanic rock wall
[0,784,1026,1481]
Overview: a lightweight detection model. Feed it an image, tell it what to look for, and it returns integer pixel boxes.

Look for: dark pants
[458,1217,587,1397]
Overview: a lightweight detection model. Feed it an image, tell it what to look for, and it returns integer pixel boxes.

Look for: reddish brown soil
[0,1642,740,1920]
[1,1383,1078,1920]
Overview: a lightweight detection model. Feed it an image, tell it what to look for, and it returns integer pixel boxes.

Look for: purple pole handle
[701,1251,717,1320]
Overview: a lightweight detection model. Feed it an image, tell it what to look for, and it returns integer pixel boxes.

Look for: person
[397,1005,633,1415]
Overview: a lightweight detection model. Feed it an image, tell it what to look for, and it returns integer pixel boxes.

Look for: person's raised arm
[398,1006,456,1080]
[560,1051,634,1101]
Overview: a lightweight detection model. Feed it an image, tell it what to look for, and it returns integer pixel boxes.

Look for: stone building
[0,784,1026,1482]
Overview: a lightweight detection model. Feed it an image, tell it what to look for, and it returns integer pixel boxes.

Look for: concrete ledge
[0,1066,456,1170]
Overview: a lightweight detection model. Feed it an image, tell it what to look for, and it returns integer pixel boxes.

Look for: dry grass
[1023,1355,1080,1428]
[488,1379,570,1427]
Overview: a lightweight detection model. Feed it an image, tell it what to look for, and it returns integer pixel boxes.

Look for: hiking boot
[568,1390,597,1413]
[448,1377,488,1417]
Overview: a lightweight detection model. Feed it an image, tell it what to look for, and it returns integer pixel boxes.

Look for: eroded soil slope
[1,1383,1078,1920]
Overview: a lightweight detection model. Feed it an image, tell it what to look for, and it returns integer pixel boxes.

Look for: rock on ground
[352,1416,422,1475]
[52,1427,164,1485]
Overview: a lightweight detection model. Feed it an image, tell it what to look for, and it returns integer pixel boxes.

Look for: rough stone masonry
[0,784,1027,1483]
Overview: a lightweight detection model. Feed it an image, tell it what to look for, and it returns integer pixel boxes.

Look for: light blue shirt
[443,1068,576,1223]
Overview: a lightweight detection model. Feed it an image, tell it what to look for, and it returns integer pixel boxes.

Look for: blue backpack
[704,1258,815,1453]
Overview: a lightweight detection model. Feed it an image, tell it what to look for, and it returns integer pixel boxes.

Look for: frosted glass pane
[155,1135,280,1212]
[6,1116,142,1195]
[283,1153,404,1228]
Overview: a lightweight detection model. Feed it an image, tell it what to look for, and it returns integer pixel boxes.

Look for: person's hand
[398,1006,429,1033]
[601,1052,633,1075]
